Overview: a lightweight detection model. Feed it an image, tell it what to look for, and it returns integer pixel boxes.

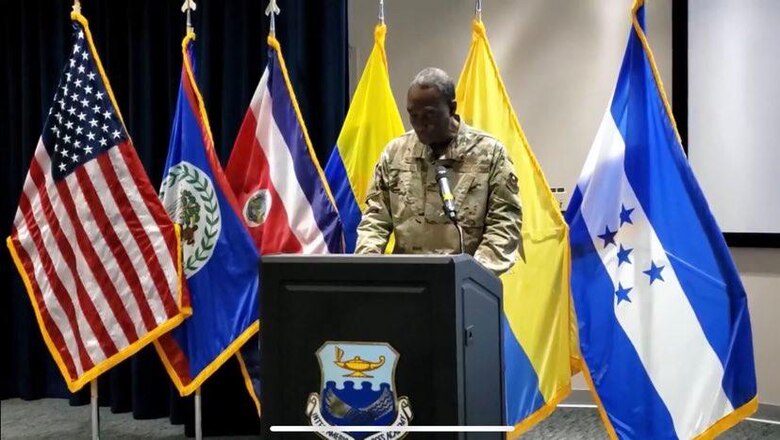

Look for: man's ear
[449,99,457,116]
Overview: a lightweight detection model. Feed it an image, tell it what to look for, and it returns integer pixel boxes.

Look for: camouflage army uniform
[355,121,522,275]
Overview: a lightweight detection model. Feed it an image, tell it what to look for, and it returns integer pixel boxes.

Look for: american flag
[6,16,185,392]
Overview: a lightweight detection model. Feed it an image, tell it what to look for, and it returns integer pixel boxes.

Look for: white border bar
[271,426,514,433]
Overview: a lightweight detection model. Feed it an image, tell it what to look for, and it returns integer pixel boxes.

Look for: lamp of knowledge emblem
[159,161,221,278]
[306,342,413,440]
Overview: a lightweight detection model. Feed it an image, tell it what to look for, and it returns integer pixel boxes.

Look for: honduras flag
[566,2,757,438]
[155,32,260,396]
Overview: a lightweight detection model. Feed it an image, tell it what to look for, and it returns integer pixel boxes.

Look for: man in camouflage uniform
[356,68,521,276]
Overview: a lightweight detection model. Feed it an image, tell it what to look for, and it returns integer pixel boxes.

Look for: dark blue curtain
[0,0,348,436]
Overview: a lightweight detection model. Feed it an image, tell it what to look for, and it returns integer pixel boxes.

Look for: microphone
[435,165,458,224]
[434,157,465,254]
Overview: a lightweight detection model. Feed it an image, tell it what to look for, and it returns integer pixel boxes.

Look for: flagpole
[269,8,276,36]
[181,1,197,35]
[90,380,100,440]
[195,387,203,440]
[265,0,280,37]
[71,0,98,435]
[179,4,202,439]
[378,0,385,24]
[474,0,482,21]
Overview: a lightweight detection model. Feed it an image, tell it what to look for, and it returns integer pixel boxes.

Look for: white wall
[349,0,779,408]
[688,0,780,234]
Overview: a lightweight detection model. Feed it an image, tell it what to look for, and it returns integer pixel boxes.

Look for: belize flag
[566,1,757,439]
[154,31,260,396]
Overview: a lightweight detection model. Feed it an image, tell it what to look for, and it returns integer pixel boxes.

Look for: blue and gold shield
[306,341,412,440]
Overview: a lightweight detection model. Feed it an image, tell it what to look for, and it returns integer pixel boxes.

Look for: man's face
[406,85,454,146]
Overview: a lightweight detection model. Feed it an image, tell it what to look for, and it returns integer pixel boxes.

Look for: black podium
[259,254,505,439]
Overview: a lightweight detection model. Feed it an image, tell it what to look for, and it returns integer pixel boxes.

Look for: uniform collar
[412,117,470,162]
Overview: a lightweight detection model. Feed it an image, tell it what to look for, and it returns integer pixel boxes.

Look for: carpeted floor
[2,399,778,439]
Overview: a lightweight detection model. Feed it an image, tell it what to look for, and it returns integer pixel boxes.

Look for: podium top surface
[262,253,476,266]
[261,253,501,294]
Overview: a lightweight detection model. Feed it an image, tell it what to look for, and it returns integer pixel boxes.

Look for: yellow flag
[456,19,578,437]
[325,23,404,252]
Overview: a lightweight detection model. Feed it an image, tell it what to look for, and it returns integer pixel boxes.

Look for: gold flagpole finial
[72,0,81,14]
[265,0,281,37]
[181,0,197,34]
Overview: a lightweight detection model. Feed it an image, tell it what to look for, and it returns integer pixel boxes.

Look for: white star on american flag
[42,21,126,179]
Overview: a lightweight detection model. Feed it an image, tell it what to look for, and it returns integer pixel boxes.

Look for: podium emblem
[306,342,413,440]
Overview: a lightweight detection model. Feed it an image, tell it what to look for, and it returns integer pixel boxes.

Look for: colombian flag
[456,18,579,437]
[324,23,404,252]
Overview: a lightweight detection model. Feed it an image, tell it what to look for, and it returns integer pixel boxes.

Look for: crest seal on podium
[305,341,413,440]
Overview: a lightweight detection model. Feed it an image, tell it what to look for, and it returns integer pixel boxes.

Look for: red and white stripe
[229,69,331,255]
[10,139,181,381]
